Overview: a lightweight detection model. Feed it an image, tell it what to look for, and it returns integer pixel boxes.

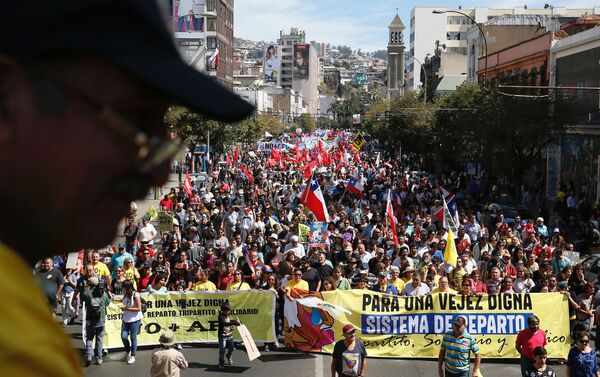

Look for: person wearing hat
[110,243,135,280]
[438,316,481,377]
[217,301,241,369]
[151,330,188,377]
[82,276,111,366]
[331,324,367,377]
[371,271,399,295]
[536,217,549,238]
[284,235,306,258]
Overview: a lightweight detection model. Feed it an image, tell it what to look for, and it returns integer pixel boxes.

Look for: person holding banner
[331,324,367,377]
[438,316,481,377]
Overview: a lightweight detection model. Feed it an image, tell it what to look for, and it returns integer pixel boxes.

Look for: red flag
[233,148,239,163]
[183,170,193,197]
[386,190,398,244]
[271,148,282,161]
[304,161,318,180]
[240,166,254,182]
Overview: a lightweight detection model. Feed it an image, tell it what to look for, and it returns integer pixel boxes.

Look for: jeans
[86,322,105,359]
[218,336,234,365]
[520,355,534,377]
[61,291,75,323]
[445,368,469,377]
[121,320,141,356]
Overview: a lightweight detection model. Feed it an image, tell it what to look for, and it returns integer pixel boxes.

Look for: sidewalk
[112,173,181,246]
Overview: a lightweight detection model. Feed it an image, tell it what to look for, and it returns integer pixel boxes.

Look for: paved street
[65,322,568,377]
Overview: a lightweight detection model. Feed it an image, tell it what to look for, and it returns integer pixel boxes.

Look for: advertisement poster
[172,0,205,36]
[263,44,280,82]
[293,44,310,78]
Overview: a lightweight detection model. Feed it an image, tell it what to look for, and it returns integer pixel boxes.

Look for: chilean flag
[301,179,330,222]
[386,190,398,244]
[346,176,364,198]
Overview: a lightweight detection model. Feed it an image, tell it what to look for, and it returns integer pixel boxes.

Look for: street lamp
[389,52,428,103]
[432,9,488,84]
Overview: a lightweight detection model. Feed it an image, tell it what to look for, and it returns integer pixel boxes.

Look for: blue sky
[236,0,598,52]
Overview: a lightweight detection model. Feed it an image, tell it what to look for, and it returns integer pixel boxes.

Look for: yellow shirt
[390,278,405,293]
[91,262,111,280]
[192,280,217,291]
[123,267,139,290]
[284,279,309,292]
[226,281,251,291]
[0,244,82,377]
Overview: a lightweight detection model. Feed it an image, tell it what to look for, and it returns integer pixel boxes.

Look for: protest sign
[284,290,570,358]
[101,291,275,348]
[157,211,174,232]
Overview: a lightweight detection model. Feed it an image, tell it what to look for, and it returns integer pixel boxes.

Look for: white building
[408,6,599,89]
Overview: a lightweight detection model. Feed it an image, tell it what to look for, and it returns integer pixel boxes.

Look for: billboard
[263,44,280,82]
[293,44,310,78]
[172,0,204,36]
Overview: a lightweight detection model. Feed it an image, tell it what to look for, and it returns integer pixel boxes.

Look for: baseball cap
[342,324,357,334]
[1,1,254,122]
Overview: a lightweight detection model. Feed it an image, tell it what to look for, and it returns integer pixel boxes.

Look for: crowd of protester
[38,132,600,364]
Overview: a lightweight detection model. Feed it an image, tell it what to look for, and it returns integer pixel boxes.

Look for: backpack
[87,288,103,321]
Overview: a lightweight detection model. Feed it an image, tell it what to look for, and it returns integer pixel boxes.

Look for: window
[446,32,461,41]
[206,18,216,31]
[447,16,473,25]
[206,0,216,12]
[287,41,292,45]
[207,37,217,49]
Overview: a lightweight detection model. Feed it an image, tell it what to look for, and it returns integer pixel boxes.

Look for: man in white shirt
[137,218,157,246]
[284,235,305,258]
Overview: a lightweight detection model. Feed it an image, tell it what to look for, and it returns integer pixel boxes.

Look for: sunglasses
[579,339,589,344]
[36,66,182,175]
[234,273,242,275]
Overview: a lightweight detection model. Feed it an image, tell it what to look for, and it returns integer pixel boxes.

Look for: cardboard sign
[157,211,174,232]
[237,324,261,361]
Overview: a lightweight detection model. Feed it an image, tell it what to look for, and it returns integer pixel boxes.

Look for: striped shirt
[441,330,480,374]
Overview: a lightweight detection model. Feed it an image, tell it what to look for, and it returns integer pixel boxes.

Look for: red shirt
[159,198,173,211]
[138,275,151,292]
[217,272,234,290]
[136,247,155,261]
[516,328,547,360]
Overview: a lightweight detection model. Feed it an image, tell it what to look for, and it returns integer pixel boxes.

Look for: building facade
[171,0,235,88]
[409,6,599,89]
[278,28,306,89]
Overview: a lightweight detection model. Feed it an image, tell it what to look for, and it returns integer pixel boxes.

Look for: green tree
[435,83,572,196]
[295,114,316,133]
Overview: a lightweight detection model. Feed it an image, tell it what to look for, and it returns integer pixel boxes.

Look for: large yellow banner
[101,291,276,348]
[283,291,570,358]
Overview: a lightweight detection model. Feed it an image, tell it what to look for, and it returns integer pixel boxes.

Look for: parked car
[581,253,600,283]
[488,203,533,224]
